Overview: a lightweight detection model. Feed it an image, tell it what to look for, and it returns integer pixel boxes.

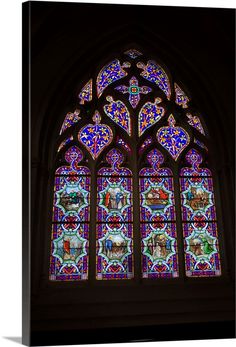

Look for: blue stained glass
[78,111,113,160]
[139,97,165,136]
[137,60,171,100]
[157,114,190,161]
[97,59,130,97]
[59,109,81,135]
[174,83,189,108]
[104,96,131,135]
[187,113,205,135]
[78,79,92,104]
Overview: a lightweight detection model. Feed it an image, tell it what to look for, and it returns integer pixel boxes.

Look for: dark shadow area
[31,321,235,346]
[4,337,22,345]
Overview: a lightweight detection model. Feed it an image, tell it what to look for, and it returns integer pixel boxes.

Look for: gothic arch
[47,46,226,282]
[28,5,234,341]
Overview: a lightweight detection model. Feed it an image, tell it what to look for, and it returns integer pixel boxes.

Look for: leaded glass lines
[60,109,81,135]
[137,60,171,100]
[103,96,131,135]
[174,83,189,108]
[157,114,190,160]
[115,76,152,108]
[180,149,221,277]
[78,79,92,104]
[96,59,130,97]
[78,111,113,159]
[96,149,134,279]
[139,149,179,278]
[51,50,223,282]
[139,97,164,136]
[50,147,90,281]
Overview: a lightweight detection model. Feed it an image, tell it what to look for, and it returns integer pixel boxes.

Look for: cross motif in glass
[115,76,152,108]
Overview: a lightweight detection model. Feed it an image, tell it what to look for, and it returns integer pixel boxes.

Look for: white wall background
[0,0,234,346]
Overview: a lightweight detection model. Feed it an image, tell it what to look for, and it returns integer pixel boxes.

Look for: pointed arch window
[140,149,178,278]
[49,146,90,281]
[180,149,221,277]
[49,48,222,281]
[96,148,134,280]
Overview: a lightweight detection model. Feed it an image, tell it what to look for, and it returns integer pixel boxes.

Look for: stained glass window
[96,149,134,279]
[139,149,178,278]
[49,146,90,281]
[180,149,221,277]
[51,49,223,282]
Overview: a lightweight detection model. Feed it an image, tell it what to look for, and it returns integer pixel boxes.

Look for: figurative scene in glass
[49,48,222,281]
[180,149,221,277]
[96,149,134,279]
[49,146,90,281]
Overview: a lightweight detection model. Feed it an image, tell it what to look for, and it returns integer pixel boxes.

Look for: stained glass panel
[124,49,142,59]
[141,223,178,278]
[116,136,131,153]
[78,111,113,159]
[97,59,130,97]
[180,149,221,277]
[139,136,153,154]
[139,149,178,278]
[78,79,92,104]
[96,223,133,280]
[57,135,73,152]
[50,146,90,281]
[115,76,152,108]
[174,83,189,108]
[103,96,131,135]
[138,97,165,136]
[59,109,81,135]
[137,60,171,100]
[187,113,205,135]
[96,148,133,279]
[157,114,190,160]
